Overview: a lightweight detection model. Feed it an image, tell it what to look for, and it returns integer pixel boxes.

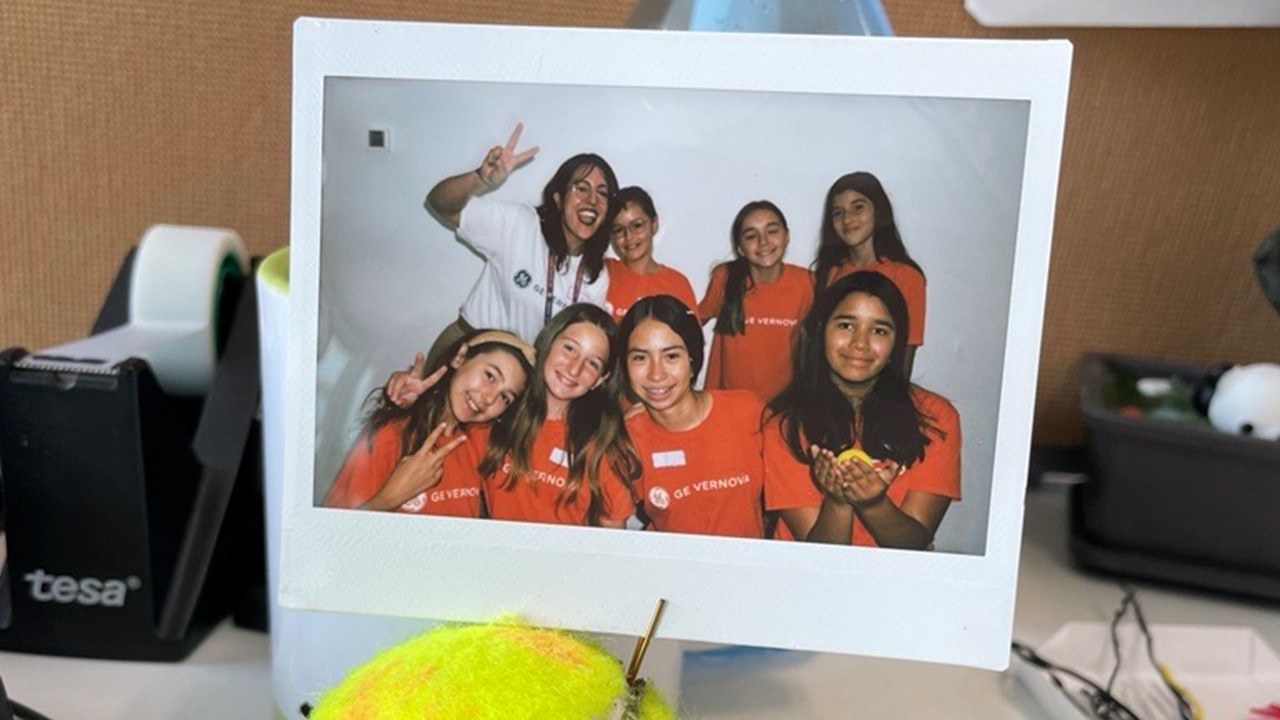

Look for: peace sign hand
[476,123,540,189]
[365,422,468,511]
[386,352,447,408]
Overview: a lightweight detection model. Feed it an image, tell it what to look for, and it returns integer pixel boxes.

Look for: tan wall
[3,0,1277,445]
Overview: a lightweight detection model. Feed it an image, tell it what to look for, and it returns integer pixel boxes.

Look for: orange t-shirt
[483,418,635,526]
[763,386,961,547]
[323,418,485,517]
[626,390,771,539]
[606,258,699,321]
[827,259,926,346]
[697,263,814,403]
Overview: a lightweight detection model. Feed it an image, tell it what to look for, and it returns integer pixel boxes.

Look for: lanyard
[544,254,585,324]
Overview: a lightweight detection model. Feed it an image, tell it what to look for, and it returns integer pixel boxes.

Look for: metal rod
[626,598,668,686]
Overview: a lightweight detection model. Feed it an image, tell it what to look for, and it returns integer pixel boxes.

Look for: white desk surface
[3,484,1278,719]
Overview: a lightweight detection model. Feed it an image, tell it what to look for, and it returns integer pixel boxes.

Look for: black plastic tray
[1072,354,1280,600]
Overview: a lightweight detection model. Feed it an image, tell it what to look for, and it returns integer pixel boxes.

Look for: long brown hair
[813,172,923,296]
[536,154,619,283]
[362,332,534,458]
[767,272,940,467]
[714,200,788,336]
[479,304,641,524]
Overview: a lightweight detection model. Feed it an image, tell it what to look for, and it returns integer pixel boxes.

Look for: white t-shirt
[456,196,610,344]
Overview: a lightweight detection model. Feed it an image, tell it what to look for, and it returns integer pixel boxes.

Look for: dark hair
[768,271,940,467]
[612,186,658,220]
[536,154,619,285]
[479,303,640,525]
[715,200,788,336]
[813,172,923,296]
[619,294,706,381]
[362,332,534,458]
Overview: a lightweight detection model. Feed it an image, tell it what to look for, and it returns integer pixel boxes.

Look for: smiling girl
[764,272,960,549]
[605,186,699,322]
[324,331,535,516]
[423,124,618,364]
[698,200,814,403]
[478,304,641,528]
[622,295,777,539]
[812,172,926,377]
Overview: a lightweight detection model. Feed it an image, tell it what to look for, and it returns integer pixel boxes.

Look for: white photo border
[284,18,1072,669]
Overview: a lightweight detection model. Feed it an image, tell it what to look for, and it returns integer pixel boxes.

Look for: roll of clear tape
[20,225,248,397]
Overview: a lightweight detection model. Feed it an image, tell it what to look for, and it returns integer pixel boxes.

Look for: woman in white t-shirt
[423,123,619,365]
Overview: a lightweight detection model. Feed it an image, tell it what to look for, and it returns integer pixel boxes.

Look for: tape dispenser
[0,225,264,661]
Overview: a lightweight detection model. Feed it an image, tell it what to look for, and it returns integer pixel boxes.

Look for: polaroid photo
[283,18,1072,669]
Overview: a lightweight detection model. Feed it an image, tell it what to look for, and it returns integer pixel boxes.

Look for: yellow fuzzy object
[308,619,677,719]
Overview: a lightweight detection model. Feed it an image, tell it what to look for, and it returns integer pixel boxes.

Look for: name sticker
[549,447,569,468]
[652,450,686,468]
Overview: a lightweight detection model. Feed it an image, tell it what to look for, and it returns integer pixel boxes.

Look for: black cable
[1102,587,1134,715]
[1126,589,1196,720]
[1011,641,1143,719]
[1015,586,1202,720]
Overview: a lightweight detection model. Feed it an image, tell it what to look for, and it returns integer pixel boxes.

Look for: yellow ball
[836,447,876,466]
[308,619,677,720]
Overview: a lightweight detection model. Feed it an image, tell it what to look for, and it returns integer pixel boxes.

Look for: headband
[467,330,536,368]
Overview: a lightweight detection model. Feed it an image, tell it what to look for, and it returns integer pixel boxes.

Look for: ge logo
[401,493,426,512]
[513,270,532,288]
[648,487,670,510]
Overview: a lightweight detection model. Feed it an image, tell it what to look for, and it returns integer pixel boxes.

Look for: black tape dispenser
[0,225,264,661]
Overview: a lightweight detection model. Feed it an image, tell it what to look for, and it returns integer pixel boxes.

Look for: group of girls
[324,125,960,550]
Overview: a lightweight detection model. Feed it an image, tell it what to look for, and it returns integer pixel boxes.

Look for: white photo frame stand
[284,18,1071,669]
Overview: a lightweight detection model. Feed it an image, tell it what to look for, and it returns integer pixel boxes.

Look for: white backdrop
[316,77,1031,556]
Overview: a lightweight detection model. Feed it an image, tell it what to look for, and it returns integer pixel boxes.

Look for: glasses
[612,219,652,241]
[1012,587,1200,720]
[568,180,608,202]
